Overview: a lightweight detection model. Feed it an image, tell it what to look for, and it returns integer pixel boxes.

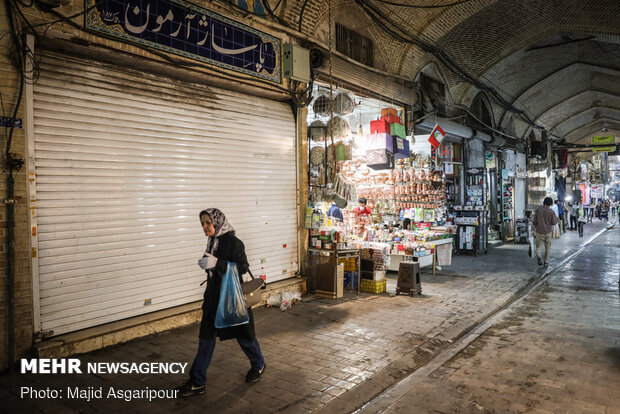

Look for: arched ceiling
[277,0,620,145]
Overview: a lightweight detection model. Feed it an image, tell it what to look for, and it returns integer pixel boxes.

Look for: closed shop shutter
[515,153,527,218]
[33,52,298,336]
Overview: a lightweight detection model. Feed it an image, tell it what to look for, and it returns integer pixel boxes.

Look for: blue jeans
[189,337,265,386]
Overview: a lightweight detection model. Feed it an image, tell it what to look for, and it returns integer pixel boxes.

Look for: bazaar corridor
[2,220,617,413]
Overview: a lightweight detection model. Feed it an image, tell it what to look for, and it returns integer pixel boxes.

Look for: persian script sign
[85,0,281,83]
[591,135,615,153]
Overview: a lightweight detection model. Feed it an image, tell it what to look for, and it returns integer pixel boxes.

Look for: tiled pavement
[373,222,620,414]
[1,219,614,413]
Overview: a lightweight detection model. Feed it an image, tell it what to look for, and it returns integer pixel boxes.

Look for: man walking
[532,197,559,266]
[568,202,577,230]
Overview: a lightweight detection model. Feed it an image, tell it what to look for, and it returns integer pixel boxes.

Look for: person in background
[355,197,372,216]
[576,203,586,238]
[176,208,266,397]
[568,202,577,230]
[550,200,561,238]
[327,202,344,222]
[556,200,565,234]
[533,197,559,266]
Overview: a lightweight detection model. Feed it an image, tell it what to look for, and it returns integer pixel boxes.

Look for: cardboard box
[366,148,395,171]
[381,107,399,118]
[336,264,344,298]
[370,119,390,134]
[393,137,411,160]
[373,270,385,280]
[390,122,406,139]
[381,114,401,125]
[367,133,394,153]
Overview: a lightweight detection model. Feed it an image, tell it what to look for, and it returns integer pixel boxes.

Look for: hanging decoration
[313,94,331,116]
[328,116,351,140]
[333,92,355,115]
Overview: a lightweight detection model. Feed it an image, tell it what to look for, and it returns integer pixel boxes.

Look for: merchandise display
[501,172,514,228]
[306,89,456,298]
[454,168,488,254]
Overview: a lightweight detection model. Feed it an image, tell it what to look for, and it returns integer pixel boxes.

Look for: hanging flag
[428,124,446,149]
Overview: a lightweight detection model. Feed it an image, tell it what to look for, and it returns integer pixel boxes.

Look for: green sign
[592,135,616,152]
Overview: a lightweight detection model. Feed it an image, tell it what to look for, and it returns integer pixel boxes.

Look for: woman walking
[177,208,266,397]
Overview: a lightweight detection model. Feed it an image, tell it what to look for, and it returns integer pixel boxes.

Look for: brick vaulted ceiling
[279,0,620,143]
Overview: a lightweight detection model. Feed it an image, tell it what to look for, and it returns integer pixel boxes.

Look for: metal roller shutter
[33,52,298,336]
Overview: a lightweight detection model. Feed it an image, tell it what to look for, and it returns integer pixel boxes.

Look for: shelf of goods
[445,176,457,210]
[358,228,454,275]
[341,162,446,210]
[502,180,513,222]
[388,238,453,274]
[455,168,488,254]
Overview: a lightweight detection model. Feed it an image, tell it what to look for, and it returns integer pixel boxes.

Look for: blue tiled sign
[85,0,281,83]
[0,117,22,128]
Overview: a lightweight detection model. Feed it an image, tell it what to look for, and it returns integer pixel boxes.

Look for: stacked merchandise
[465,172,484,206]
[445,176,457,210]
[339,161,447,227]
[305,203,348,250]
[360,279,386,294]
[502,178,513,223]
[514,218,529,243]
[366,108,410,170]
[340,257,359,290]
[361,248,385,280]
[360,248,387,293]
[354,168,444,209]
[454,168,487,254]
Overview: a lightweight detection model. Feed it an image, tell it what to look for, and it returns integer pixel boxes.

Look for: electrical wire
[42,5,313,106]
[374,0,474,8]
[218,0,293,29]
[272,0,284,12]
[298,0,310,32]
[355,0,546,134]
[3,0,27,173]
[31,1,101,28]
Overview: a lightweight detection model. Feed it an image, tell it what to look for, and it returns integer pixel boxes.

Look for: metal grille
[33,52,299,336]
[336,23,374,67]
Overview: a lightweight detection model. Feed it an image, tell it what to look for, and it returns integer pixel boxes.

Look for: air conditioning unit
[283,44,310,83]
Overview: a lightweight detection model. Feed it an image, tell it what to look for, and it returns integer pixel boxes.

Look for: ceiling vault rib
[353,0,547,133]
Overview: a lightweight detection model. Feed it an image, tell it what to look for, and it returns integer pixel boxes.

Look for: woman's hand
[198,253,218,270]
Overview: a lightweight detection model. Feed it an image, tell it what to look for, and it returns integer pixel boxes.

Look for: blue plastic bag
[214,262,250,329]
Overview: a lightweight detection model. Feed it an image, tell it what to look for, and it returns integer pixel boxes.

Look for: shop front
[28,0,300,337]
[305,90,455,297]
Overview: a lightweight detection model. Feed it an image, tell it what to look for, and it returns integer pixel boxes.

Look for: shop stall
[305,88,455,295]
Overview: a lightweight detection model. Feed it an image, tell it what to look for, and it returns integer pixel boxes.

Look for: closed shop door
[33,52,298,336]
[515,178,526,218]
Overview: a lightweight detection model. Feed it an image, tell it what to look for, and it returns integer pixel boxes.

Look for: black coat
[199,232,256,341]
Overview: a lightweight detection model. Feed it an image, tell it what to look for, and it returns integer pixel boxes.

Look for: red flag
[428,124,446,149]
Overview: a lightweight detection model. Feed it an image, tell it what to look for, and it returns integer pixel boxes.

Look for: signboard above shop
[592,135,616,152]
[428,124,445,149]
[85,0,281,83]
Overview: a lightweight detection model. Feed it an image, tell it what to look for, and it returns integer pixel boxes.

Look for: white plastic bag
[266,293,282,307]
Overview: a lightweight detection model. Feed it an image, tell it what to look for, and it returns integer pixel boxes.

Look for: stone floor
[364,224,620,414]
[0,219,616,414]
